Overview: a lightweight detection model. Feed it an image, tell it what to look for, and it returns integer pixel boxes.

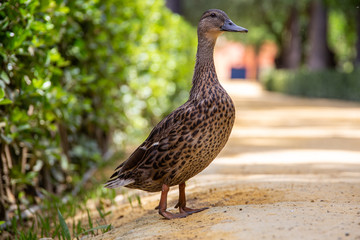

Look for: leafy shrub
[261,69,360,101]
[0,0,196,219]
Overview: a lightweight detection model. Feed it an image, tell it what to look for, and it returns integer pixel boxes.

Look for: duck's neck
[190,34,219,99]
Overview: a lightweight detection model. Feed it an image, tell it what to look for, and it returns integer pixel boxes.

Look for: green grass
[58,209,71,240]
[0,156,148,240]
[0,181,146,239]
[0,184,117,239]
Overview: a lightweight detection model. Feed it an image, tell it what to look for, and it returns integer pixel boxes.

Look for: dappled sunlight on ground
[214,150,360,165]
[222,80,263,97]
[209,80,360,175]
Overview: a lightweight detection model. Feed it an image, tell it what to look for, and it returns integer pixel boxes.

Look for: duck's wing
[105,102,194,187]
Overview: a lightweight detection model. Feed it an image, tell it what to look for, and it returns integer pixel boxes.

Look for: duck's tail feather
[104,177,135,189]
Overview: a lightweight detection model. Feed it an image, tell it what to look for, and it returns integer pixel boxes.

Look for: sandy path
[94,81,360,240]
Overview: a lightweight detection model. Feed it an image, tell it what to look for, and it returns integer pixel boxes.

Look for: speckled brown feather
[105,9,236,192]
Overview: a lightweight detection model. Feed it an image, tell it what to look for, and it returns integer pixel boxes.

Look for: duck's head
[198,9,248,40]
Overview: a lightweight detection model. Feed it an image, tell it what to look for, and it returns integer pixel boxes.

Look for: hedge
[261,69,360,102]
[0,0,196,218]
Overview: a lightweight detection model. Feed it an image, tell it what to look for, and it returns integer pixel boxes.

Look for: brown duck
[105,9,247,219]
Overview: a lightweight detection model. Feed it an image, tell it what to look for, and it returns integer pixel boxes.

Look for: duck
[105,9,248,219]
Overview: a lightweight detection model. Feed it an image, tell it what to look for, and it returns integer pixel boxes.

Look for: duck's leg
[158,184,188,219]
[175,182,208,214]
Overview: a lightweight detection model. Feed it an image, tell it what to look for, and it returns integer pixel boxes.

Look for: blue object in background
[231,68,246,79]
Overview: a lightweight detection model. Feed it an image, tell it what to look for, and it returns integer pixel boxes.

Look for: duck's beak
[221,19,248,33]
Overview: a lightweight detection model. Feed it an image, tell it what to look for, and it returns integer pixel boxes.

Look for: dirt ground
[94,81,360,240]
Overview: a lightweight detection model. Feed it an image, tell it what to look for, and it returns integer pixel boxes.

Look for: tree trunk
[307,0,334,70]
[166,0,181,14]
[355,8,360,67]
[284,6,302,69]
[275,6,301,69]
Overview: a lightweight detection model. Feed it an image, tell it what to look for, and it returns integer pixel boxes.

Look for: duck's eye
[210,13,216,18]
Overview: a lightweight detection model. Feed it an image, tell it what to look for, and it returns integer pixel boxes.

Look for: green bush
[0,0,196,217]
[261,69,360,101]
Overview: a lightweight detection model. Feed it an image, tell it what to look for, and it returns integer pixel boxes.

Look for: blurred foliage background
[0,0,196,229]
[179,0,360,100]
[1,0,360,237]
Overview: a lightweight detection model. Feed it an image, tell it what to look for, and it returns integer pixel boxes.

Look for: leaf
[0,79,5,89]
[0,133,12,144]
[0,72,10,84]
[86,209,93,234]
[17,124,30,131]
[57,208,71,240]
[0,88,4,98]
[0,98,13,105]
[32,78,43,88]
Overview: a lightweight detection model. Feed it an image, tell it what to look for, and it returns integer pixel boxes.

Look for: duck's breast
[166,87,235,186]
